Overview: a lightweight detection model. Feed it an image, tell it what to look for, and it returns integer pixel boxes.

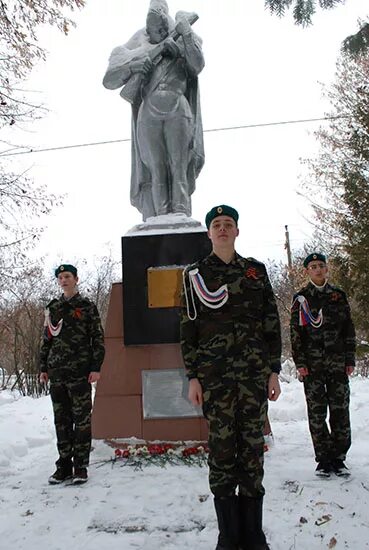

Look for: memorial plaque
[147,265,184,308]
[142,369,202,419]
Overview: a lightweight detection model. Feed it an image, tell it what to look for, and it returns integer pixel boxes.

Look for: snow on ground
[1,378,369,550]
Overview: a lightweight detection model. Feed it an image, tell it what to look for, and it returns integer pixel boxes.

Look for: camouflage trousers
[49,378,92,469]
[202,373,268,498]
[303,361,351,463]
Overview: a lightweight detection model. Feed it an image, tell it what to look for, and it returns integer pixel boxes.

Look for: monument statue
[103,0,205,221]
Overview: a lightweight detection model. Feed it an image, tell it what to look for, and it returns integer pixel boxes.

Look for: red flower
[115,448,130,458]
[148,444,165,455]
[182,446,199,456]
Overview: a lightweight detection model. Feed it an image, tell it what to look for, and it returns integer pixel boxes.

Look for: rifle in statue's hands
[121,12,199,105]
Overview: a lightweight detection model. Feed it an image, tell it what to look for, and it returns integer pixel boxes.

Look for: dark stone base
[122,228,211,345]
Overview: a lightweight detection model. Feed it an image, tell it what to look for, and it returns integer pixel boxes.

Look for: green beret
[205,205,239,229]
[55,264,78,278]
[303,253,326,268]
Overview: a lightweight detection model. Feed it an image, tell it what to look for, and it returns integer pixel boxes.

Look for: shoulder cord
[292,295,323,328]
[182,268,229,321]
[182,269,198,321]
[44,308,63,337]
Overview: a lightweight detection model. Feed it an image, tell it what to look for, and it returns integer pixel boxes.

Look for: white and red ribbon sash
[183,268,228,320]
[44,308,63,338]
[292,295,323,328]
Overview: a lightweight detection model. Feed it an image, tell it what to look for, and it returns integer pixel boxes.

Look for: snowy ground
[1,377,369,550]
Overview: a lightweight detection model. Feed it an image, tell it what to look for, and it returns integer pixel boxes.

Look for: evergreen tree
[303,54,369,335]
[265,0,369,55]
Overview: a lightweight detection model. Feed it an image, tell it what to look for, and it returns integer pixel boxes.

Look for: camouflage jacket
[39,293,105,380]
[290,282,356,371]
[180,253,282,380]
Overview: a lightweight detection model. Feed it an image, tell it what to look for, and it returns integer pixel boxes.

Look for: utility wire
[0,114,350,158]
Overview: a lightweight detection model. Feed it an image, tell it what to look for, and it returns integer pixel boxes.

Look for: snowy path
[1,379,369,549]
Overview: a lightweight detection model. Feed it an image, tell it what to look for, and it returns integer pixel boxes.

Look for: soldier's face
[208,216,239,248]
[57,272,79,294]
[306,261,328,285]
[146,13,169,44]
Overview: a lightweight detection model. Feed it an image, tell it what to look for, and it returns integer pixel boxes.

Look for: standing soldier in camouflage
[39,264,105,485]
[290,253,355,478]
[180,205,282,550]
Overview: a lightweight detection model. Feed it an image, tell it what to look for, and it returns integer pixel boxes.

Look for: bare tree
[0,266,54,395]
[0,1,85,128]
[0,1,85,277]
[81,250,121,327]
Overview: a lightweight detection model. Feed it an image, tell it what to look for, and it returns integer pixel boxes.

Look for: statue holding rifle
[103,0,205,221]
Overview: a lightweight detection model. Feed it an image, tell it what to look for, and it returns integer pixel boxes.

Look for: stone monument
[92,0,209,441]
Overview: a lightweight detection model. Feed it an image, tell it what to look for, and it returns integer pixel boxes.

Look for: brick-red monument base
[92,283,209,441]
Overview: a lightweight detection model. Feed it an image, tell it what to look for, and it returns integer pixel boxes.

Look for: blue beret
[303,253,326,268]
[55,264,78,277]
[205,205,239,229]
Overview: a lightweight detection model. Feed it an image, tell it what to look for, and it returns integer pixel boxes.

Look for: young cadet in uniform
[290,253,355,478]
[39,264,105,485]
[180,205,282,550]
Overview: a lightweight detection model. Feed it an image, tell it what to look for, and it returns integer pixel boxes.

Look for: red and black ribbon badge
[73,307,82,319]
[330,292,341,302]
[245,267,260,280]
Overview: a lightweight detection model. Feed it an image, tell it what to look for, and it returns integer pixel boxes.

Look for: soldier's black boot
[214,496,240,550]
[239,495,270,550]
[48,457,73,485]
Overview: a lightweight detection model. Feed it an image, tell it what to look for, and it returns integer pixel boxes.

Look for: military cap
[303,252,326,268]
[54,264,78,278]
[205,205,239,229]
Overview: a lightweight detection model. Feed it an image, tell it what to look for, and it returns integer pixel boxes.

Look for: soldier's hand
[39,372,48,384]
[163,37,180,58]
[188,378,203,406]
[175,15,192,36]
[88,372,101,384]
[346,366,354,376]
[268,373,281,402]
[130,56,153,75]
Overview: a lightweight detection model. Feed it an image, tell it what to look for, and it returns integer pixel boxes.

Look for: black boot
[214,496,240,550]
[239,495,270,550]
[48,457,73,485]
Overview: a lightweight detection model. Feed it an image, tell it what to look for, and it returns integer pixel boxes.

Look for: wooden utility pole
[284,225,292,269]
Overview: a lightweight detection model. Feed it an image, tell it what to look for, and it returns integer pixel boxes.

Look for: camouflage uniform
[290,282,356,464]
[40,293,105,469]
[180,253,281,498]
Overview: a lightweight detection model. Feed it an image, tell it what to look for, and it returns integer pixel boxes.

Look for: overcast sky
[3,0,369,277]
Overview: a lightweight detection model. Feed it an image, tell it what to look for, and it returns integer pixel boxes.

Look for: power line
[0,114,350,158]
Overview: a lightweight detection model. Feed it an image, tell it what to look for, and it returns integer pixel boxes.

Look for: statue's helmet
[146,0,169,42]
[148,0,169,17]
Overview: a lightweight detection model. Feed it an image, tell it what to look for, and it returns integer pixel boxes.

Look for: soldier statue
[103,0,205,221]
